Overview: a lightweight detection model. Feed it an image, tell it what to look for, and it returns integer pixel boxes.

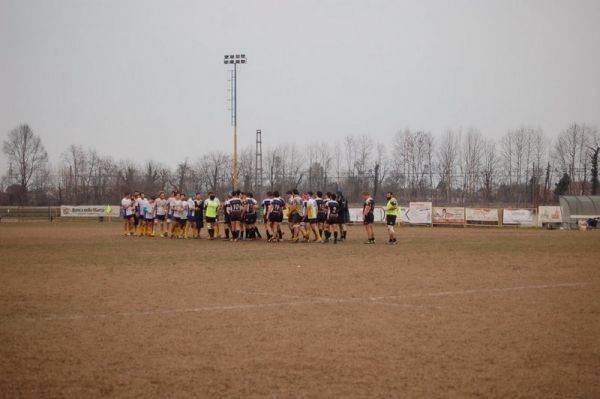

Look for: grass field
[1,222,599,398]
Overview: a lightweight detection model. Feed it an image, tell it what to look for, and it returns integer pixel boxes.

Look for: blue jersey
[270,197,285,214]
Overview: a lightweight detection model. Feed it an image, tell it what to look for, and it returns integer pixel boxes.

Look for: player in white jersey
[179,194,189,239]
[306,191,321,241]
[154,191,168,237]
[185,194,196,239]
[170,193,183,239]
[136,192,148,236]
[167,190,178,236]
[287,189,307,242]
[121,192,135,236]
[144,196,156,237]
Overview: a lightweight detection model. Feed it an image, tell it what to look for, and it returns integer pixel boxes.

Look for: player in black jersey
[362,191,376,244]
[228,191,243,241]
[243,192,261,240]
[323,193,340,244]
[267,191,285,242]
[336,190,349,241]
[222,193,232,240]
[261,192,273,240]
[315,191,328,240]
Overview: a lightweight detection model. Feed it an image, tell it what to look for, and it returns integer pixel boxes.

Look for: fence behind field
[0,206,61,222]
[0,204,588,229]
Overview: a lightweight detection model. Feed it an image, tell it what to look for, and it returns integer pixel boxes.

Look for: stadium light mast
[224,53,247,191]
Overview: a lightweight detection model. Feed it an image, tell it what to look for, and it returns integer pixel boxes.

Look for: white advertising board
[432,207,465,224]
[348,207,386,223]
[503,209,535,225]
[61,205,120,218]
[465,208,499,223]
[407,202,432,224]
[537,206,562,225]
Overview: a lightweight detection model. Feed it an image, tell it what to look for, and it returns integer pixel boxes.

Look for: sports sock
[225,228,230,239]
[333,232,338,240]
[208,228,214,238]
[342,231,347,239]
[255,227,262,238]
[325,231,331,240]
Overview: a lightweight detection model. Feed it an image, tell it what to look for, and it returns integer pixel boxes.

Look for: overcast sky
[1,0,599,169]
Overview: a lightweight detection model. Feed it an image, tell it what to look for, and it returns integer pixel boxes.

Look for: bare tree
[436,129,460,204]
[2,124,48,203]
[554,123,593,194]
[460,128,484,205]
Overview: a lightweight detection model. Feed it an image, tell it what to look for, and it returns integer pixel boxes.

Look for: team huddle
[120,189,400,244]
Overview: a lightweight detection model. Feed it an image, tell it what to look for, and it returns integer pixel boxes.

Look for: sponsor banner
[61,205,120,218]
[503,209,534,225]
[398,207,410,224]
[432,206,465,224]
[538,206,562,225]
[407,202,432,224]
[465,208,499,223]
[348,207,385,223]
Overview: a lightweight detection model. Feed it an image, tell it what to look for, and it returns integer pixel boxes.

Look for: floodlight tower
[224,53,247,191]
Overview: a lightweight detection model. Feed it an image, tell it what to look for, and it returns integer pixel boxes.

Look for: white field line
[368,282,592,301]
[6,282,591,323]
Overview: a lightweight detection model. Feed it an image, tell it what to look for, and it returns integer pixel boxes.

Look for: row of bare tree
[2,123,599,206]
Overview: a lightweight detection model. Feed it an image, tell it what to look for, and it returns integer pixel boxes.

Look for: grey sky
[1,0,599,169]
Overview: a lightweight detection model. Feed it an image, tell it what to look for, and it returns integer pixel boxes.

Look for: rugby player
[288,189,306,242]
[121,192,135,236]
[267,191,285,242]
[204,192,220,240]
[243,192,260,240]
[154,191,168,237]
[228,191,243,241]
[144,196,156,237]
[315,191,328,240]
[167,190,178,237]
[222,193,232,240]
[193,193,204,239]
[323,192,340,244]
[136,192,148,236]
[385,191,399,245]
[362,191,376,244]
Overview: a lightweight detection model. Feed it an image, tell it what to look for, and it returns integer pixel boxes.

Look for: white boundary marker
[6,282,592,323]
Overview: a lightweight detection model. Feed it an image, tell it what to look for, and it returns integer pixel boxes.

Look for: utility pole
[224,54,247,190]
[255,129,263,195]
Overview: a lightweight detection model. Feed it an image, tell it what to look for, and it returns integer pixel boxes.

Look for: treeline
[1,123,599,206]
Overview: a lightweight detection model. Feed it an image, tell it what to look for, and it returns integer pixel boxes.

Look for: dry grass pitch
[1,222,599,398]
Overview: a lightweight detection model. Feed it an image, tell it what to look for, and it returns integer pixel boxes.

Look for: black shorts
[268,213,283,223]
[386,215,397,226]
[195,218,204,229]
[317,213,327,224]
[308,218,317,224]
[126,214,135,220]
[224,214,231,224]
[245,213,257,224]
[290,213,302,224]
[205,216,216,224]
[146,218,154,223]
[178,218,187,227]
[230,212,242,222]
[156,214,166,221]
[326,215,339,225]
[363,213,374,225]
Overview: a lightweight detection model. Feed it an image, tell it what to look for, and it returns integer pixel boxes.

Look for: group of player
[120,188,400,244]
